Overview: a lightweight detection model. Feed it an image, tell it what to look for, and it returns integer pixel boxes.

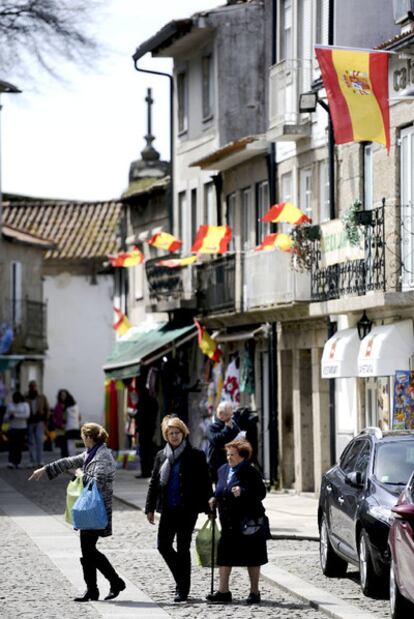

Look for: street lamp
[0,79,22,228]
[298,91,318,113]
[357,311,373,340]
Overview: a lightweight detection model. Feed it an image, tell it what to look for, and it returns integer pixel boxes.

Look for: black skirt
[217,526,268,567]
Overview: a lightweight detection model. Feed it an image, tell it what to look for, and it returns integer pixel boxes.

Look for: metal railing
[197,254,236,314]
[145,256,197,303]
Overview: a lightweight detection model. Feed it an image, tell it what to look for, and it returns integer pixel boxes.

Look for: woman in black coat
[207,438,268,605]
[145,415,212,603]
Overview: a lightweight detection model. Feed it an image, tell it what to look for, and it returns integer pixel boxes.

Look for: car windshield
[374,442,414,485]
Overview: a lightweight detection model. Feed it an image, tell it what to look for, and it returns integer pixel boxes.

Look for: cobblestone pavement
[0,465,389,618]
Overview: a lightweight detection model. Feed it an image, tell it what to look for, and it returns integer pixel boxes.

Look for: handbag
[195,517,221,567]
[72,480,108,530]
[65,475,83,525]
[241,514,271,538]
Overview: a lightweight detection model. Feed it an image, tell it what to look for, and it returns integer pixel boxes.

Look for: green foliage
[342,200,362,247]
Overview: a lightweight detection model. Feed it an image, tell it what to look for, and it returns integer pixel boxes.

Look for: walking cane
[210,507,216,596]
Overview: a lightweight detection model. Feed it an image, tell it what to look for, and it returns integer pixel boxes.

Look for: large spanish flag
[147,232,182,253]
[191,224,232,254]
[194,319,222,363]
[315,46,390,150]
[109,246,144,267]
[255,232,294,253]
[262,202,311,225]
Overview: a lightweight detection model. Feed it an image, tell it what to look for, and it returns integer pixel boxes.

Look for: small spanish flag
[112,308,132,336]
[109,246,144,267]
[191,225,232,254]
[194,319,221,363]
[147,232,182,253]
[262,202,311,225]
[255,233,294,253]
[315,46,390,150]
[157,255,198,268]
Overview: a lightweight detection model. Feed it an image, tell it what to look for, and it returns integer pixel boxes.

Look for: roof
[2,201,122,262]
[121,176,170,201]
[2,223,55,249]
[377,28,414,50]
[190,135,267,171]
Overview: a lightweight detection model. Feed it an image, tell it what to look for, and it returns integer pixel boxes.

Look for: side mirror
[392,503,414,520]
[345,471,363,488]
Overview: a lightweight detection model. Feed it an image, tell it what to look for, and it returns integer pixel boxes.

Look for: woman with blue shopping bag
[29,422,125,603]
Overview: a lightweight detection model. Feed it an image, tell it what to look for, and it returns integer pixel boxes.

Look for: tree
[0,0,102,79]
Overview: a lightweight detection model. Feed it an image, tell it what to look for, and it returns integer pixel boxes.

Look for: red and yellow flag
[315,46,390,150]
[194,319,221,363]
[109,246,144,267]
[255,233,294,253]
[262,202,311,225]
[112,308,132,336]
[191,225,232,254]
[147,232,182,253]
[157,255,198,268]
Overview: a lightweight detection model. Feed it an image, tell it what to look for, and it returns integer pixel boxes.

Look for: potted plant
[290,225,314,272]
[342,199,362,246]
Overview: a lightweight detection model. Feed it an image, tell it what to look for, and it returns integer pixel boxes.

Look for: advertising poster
[393,370,414,430]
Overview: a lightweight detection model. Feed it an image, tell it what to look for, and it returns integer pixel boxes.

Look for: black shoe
[174,591,188,602]
[105,578,126,600]
[206,590,232,603]
[74,588,99,602]
[246,591,261,604]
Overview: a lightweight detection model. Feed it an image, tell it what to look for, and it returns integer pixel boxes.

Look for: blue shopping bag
[72,480,108,530]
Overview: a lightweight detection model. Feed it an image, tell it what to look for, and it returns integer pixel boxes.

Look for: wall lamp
[357,311,373,340]
[299,90,330,114]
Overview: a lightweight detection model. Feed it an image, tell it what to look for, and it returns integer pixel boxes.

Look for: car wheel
[319,515,347,577]
[359,529,379,597]
[390,558,414,618]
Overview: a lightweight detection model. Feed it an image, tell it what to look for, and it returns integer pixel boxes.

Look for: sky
[1,0,222,202]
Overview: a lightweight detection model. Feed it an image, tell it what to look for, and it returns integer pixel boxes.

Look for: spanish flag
[157,255,198,268]
[147,232,182,253]
[255,233,294,253]
[194,319,221,363]
[262,202,311,225]
[112,308,132,336]
[315,46,390,150]
[191,225,232,254]
[109,246,144,267]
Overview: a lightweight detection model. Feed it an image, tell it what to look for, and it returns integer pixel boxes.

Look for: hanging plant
[290,225,314,272]
[342,199,362,247]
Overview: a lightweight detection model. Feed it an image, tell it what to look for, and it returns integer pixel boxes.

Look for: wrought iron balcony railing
[145,256,197,308]
[197,254,236,314]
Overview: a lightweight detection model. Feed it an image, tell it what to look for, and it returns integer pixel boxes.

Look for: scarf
[83,442,102,469]
[159,438,187,487]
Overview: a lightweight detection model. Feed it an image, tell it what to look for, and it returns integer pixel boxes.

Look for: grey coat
[45,443,116,537]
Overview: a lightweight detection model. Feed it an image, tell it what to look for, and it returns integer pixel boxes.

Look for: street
[0,464,390,619]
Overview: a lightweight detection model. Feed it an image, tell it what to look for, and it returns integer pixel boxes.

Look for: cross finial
[142,87,160,162]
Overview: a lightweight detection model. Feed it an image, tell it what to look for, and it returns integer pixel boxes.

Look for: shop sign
[391,56,414,95]
[393,370,414,430]
[320,219,364,268]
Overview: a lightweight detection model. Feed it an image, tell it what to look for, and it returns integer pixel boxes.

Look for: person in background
[135,380,158,478]
[145,415,212,603]
[198,407,213,456]
[26,380,49,468]
[207,401,240,482]
[29,422,125,602]
[4,391,30,469]
[207,439,268,605]
[55,389,81,457]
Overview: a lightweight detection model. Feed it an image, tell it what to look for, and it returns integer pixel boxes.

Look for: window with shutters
[242,187,255,250]
[319,161,330,223]
[178,191,189,251]
[280,171,293,233]
[226,192,236,251]
[256,180,269,245]
[299,168,312,222]
[191,188,198,246]
[204,182,217,226]
[279,0,293,62]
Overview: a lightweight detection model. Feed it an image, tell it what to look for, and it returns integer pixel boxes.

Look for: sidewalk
[114,468,320,540]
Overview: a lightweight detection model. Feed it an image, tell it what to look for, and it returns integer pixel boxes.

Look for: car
[318,428,414,597]
[389,472,414,618]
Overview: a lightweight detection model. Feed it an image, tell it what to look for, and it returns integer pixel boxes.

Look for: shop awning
[321,328,360,378]
[358,320,414,377]
[0,355,25,372]
[102,323,197,380]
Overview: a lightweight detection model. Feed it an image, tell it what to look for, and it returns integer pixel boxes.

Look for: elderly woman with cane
[207,438,268,605]
[145,415,212,602]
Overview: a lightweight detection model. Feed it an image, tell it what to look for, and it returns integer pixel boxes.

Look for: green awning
[0,355,25,371]
[103,322,196,380]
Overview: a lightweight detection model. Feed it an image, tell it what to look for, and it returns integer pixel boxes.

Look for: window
[178,191,189,250]
[299,0,312,92]
[280,0,293,61]
[299,168,312,222]
[177,71,188,134]
[319,161,330,223]
[133,263,144,301]
[10,261,22,325]
[242,187,255,250]
[340,440,364,475]
[280,171,293,233]
[202,54,214,120]
[226,192,236,251]
[316,0,329,45]
[256,180,269,245]
[364,143,374,210]
[354,441,372,483]
[400,125,414,289]
[191,188,198,246]
[204,182,217,226]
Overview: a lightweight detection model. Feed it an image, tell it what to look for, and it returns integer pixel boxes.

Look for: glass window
[340,440,364,474]
[177,71,188,134]
[226,192,236,251]
[178,191,189,250]
[374,442,414,485]
[354,441,372,483]
[10,261,22,325]
[256,180,269,245]
[280,171,293,233]
[280,0,292,61]
[202,54,214,120]
[319,161,330,223]
[204,182,217,226]
[242,187,254,250]
[299,168,312,222]
[364,143,374,210]
[133,263,144,301]
[316,0,329,45]
[400,125,414,289]
[191,188,198,246]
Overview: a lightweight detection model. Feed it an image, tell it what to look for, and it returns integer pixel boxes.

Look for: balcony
[243,250,311,310]
[197,254,236,315]
[2,298,48,352]
[311,205,386,301]
[268,59,312,142]
[145,256,198,312]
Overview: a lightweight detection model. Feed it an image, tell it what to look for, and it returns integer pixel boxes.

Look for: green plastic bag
[65,475,83,525]
[195,517,221,567]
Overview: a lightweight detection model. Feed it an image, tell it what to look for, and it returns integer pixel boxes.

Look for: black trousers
[80,530,118,586]
[8,429,26,466]
[157,507,198,596]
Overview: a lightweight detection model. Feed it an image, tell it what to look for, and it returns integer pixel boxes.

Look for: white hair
[217,401,233,414]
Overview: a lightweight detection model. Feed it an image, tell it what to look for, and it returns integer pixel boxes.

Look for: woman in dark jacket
[146,415,212,603]
[29,422,125,602]
[207,438,268,605]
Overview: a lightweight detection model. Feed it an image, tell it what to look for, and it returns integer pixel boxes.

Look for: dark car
[318,428,414,597]
[389,472,414,618]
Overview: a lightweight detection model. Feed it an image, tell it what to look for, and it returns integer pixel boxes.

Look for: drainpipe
[133,59,174,234]
[211,173,223,225]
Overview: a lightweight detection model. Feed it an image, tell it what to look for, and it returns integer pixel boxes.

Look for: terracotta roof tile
[2,201,122,262]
